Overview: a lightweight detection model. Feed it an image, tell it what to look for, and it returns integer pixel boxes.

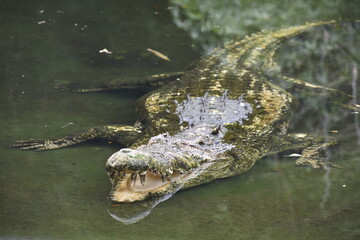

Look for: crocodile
[13,21,357,206]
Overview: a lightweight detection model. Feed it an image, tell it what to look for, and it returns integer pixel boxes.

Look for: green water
[1,0,359,239]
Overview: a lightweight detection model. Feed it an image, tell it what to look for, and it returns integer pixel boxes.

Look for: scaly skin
[13,21,353,204]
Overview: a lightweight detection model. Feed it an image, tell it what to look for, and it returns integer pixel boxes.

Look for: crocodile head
[105,138,213,202]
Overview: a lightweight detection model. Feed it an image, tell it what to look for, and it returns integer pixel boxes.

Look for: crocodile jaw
[105,147,208,202]
[109,170,190,202]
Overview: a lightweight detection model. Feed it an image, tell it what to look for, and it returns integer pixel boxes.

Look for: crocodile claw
[12,138,73,151]
[12,139,52,151]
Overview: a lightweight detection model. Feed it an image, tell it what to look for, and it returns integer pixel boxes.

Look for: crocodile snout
[105,146,209,202]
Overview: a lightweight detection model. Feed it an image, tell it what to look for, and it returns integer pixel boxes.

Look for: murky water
[1,0,359,239]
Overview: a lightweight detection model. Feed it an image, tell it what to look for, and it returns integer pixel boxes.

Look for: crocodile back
[134,21,337,146]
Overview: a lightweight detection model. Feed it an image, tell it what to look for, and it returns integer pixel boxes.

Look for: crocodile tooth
[109,171,116,181]
[131,173,137,186]
[139,174,146,186]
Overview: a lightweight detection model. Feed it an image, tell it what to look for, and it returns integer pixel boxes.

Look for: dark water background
[1,0,359,239]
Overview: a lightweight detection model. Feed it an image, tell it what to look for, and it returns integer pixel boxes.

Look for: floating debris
[61,122,74,128]
[147,48,170,61]
[37,20,47,25]
[99,48,112,54]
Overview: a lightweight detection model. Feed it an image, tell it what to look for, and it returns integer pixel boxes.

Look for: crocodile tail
[223,20,339,71]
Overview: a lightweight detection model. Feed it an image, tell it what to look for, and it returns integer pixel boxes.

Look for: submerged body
[14,21,355,207]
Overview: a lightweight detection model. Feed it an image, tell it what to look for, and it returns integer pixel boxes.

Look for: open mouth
[108,169,190,202]
[105,169,199,224]
[105,148,207,203]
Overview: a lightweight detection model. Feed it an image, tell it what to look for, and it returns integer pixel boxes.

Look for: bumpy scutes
[176,91,252,126]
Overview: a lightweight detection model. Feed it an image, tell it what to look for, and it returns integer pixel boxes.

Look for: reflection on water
[170,0,360,53]
[107,192,178,225]
[351,63,360,146]
[1,0,360,239]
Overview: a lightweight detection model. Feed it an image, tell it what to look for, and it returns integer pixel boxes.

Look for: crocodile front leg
[269,133,337,170]
[12,125,142,151]
[295,141,337,170]
[55,72,184,93]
